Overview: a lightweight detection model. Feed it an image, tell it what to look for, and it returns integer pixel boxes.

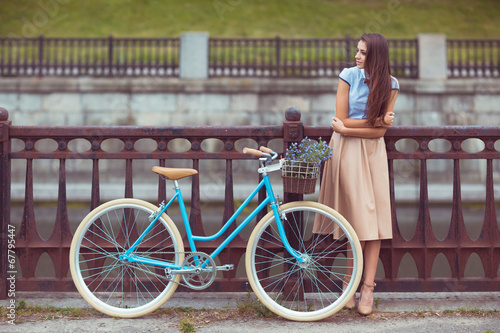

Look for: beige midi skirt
[314,132,392,241]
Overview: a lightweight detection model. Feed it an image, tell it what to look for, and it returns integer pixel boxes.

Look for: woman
[315,33,399,315]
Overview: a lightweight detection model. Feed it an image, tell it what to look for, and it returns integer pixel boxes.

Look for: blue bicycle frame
[119,166,304,270]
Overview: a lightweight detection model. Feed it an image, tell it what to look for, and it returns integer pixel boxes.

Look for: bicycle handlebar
[242,147,263,157]
[243,146,279,162]
[259,146,273,154]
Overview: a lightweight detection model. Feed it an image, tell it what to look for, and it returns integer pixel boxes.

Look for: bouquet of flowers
[282,137,333,194]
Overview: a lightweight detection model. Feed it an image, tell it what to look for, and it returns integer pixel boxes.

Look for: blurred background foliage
[0,0,499,38]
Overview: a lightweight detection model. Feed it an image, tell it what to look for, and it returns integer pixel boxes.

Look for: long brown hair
[361,33,393,126]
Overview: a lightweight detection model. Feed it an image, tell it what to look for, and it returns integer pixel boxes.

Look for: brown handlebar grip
[243,147,263,157]
[259,146,273,154]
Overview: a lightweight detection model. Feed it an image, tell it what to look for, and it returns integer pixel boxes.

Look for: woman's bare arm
[335,79,373,128]
[334,82,398,138]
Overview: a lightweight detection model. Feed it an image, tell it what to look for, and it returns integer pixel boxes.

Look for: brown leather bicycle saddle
[152,166,198,180]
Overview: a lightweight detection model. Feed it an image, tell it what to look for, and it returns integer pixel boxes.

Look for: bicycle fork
[270,201,306,264]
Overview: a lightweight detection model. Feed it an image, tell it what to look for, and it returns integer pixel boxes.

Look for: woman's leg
[361,240,381,285]
[358,240,381,315]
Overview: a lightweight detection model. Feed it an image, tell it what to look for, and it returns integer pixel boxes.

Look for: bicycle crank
[172,252,218,290]
[162,252,235,290]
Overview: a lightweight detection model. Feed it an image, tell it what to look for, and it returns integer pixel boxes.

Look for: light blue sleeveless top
[339,67,399,119]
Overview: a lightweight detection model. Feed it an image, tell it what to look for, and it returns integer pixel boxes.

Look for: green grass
[0,0,499,38]
[236,290,276,318]
[0,300,99,324]
[179,318,196,333]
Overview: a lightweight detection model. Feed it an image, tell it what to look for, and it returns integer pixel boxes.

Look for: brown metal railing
[1,107,499,298]
[209,36,356,78]
[5,35,500,79]
[448,39,500,78]
[0,35,421,78]
[0,36,179,77]
[209,37,418,78]
[384,127,500,291]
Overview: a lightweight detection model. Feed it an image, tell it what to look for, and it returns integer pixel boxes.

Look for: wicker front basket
[282,160,320,194]
[282,176,317,194]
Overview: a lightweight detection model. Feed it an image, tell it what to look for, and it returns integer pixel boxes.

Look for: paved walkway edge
[3,291,499,313]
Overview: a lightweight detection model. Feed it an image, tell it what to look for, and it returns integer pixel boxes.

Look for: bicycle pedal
[217,264,234,271]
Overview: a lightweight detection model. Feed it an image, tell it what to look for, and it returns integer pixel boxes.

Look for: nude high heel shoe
[342,278,356,309]
[357,281,376,315]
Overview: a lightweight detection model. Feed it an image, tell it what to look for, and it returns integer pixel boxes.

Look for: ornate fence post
[0,107,11,299]
[38,35,44,77]
[282,107,304,203]
[108,34,114,76]
[275,35,281,77]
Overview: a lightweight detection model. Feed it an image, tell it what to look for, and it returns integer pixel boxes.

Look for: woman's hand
[331,117,347,134]
[375,112,394,128]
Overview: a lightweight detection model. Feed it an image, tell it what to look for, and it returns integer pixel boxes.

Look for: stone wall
[1,75,499,128]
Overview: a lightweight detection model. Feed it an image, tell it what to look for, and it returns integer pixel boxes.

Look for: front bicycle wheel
[246,201,362,321]
[69,198,184,318]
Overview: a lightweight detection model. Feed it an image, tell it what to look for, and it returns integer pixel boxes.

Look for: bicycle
[69,146,363,321]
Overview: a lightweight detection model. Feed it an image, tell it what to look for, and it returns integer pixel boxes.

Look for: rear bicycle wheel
[246,201,362,321]
[69,198,184,318]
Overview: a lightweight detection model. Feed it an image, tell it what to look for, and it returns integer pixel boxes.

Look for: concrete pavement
[1,291,499,332]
